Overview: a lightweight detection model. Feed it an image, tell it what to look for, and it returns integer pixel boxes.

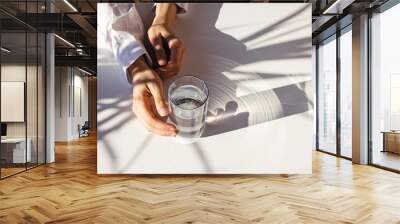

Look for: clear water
[170,85,207,139]
[173,98,203,110]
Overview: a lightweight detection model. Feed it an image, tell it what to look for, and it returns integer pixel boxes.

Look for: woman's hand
[148,3,186,78]
[128,57,177,136]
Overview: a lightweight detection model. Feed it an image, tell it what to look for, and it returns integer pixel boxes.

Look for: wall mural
[97,3,313,174]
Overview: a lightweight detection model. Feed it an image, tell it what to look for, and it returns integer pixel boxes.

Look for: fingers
[133,92,176,136]
[156,38,185,78]
[156,64,179,78]
[149,35,167,66]
[148,25,184,78]
[176,44,185,74]
[147,79,169,117]
[169,38,185,65]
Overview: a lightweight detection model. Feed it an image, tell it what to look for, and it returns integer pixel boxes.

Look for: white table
[1,138,31,163]
[97,3,313,174]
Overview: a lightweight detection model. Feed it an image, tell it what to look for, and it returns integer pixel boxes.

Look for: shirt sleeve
[175,3,189,13]
[106,3,151,84]
[153,3,189,14]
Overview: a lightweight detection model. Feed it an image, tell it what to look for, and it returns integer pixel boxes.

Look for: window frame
[315,23,353,161]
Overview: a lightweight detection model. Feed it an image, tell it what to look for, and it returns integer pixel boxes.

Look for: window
[317,35,337,154]
[370,2,400,171]
[0,1,47,179]
[316,25,353,159]
[339,26,352,158]
[390,74,400,130]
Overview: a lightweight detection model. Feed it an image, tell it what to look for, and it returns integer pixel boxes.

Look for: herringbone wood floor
[1,135,400,224]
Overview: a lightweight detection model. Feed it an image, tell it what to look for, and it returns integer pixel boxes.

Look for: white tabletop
[97,3,313,174]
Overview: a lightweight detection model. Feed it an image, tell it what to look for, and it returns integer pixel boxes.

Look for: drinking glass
[168,76,209,140]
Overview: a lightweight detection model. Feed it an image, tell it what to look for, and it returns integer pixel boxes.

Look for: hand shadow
[171,4,250,138]
[203,101,249,137]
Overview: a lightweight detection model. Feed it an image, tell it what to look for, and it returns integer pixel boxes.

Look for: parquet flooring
[1,135,400,223]
[0,167,26,178]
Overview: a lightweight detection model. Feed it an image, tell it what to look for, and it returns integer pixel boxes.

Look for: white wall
[1,82,25,122]
[55,66,69,141]
[74,73,89,133]
[54,67,89,141]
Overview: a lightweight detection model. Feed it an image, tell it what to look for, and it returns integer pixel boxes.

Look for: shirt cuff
[115,40,147,84]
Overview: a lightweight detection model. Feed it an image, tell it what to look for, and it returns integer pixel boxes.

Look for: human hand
[128,57,177,136]
[148,4,185,78]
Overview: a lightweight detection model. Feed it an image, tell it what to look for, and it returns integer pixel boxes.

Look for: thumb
[147,80,169,117]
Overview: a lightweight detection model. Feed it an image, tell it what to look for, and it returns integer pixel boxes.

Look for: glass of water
[168,76,209,140]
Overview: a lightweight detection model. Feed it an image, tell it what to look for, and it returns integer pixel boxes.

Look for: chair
[79,121,90,138]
